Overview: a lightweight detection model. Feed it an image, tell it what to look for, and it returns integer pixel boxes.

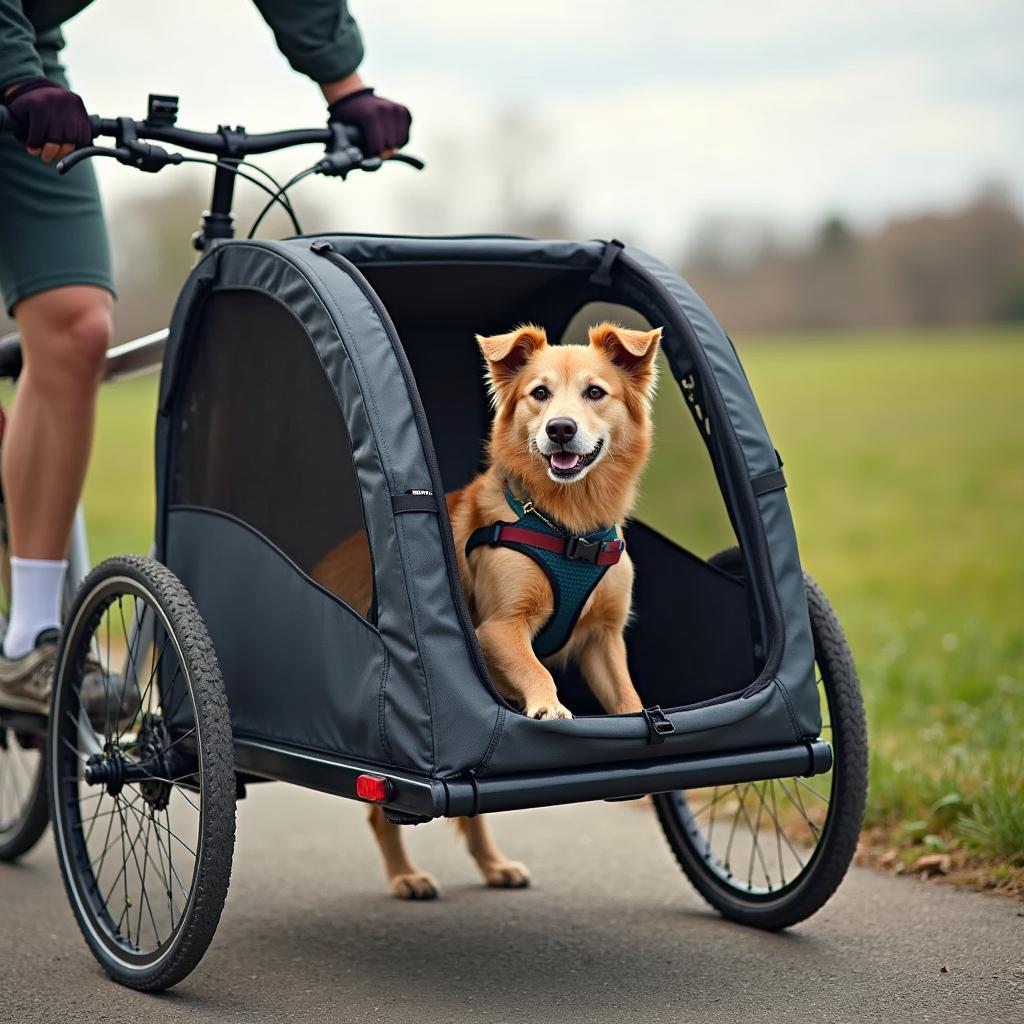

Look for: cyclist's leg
[5,285,113,551]
[0,38,114,675]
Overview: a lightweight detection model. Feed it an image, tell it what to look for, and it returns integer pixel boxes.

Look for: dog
[313,321,661,898]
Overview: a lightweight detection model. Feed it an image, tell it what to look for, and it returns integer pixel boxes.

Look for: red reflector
[356,774,391,802]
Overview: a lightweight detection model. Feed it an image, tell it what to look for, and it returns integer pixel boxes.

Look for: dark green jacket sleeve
[251,0,364,84]
[0,0,44,91]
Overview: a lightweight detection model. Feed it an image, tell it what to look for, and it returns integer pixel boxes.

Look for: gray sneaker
[0,628,56,715]
[0,628,141,731]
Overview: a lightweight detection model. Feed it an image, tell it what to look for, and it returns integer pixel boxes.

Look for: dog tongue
[551,451,581,471]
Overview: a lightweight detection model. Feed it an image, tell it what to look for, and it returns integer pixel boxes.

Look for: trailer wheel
[653,548,868,929]
[48,556,235,990]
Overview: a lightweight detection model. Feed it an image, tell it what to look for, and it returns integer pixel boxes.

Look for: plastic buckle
[565,536,601,563]
[604,539,626,560]
[642,705,675,745]
[489,523,504,545]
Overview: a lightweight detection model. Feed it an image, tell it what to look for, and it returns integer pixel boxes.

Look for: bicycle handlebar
[0,102,423,175]
[0,105,351,154]
[87,116,350,156]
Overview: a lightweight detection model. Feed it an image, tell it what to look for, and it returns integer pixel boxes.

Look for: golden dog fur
[313,321,661,898]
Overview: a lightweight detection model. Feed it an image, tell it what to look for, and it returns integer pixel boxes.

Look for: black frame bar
[234,736,833,821]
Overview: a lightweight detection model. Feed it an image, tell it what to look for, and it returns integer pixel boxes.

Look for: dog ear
[589,323,662,393]
[476,325,547,398]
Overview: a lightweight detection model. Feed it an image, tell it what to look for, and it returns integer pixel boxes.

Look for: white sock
[3,557,67,659]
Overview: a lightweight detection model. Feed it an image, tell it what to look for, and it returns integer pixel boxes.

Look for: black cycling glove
[328,88,411,156]
[5,77,92,150]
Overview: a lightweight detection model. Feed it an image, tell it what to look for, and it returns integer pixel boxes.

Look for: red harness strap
[488,524,625,566]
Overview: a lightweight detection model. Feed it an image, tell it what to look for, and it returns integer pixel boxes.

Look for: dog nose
[546,417,577,446]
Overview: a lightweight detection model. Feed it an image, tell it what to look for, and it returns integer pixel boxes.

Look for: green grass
[639,326,1024,866]
[11,326,1022,865]
[82,375,159,562]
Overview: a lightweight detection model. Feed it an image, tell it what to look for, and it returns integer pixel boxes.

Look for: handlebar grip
[0,104,102,141]
[89,115,117,139]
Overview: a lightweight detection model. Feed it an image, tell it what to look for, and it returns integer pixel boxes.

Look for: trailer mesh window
[168,289,374,619]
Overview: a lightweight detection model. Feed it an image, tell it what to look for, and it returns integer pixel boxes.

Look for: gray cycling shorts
[0,39,113,315]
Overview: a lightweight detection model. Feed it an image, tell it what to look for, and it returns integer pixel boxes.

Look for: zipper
[297,231,532,243]
[311,241,514,714]
[616,252,787,699]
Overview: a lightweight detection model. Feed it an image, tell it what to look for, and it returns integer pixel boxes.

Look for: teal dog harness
[464,488,625,658]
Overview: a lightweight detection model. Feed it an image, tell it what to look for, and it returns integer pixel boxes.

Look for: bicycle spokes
[55,587,202,958]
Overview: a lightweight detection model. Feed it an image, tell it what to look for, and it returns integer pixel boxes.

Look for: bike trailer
[154,234,828,817]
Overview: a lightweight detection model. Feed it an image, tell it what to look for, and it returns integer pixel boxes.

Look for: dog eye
[530,386,550,402]
[585,385,606,400]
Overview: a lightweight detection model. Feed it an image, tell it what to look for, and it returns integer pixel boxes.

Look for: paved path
[2,784,1021,1023]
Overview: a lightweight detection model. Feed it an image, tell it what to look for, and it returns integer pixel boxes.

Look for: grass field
[640,327,1024,877]
[17,325,1022,871]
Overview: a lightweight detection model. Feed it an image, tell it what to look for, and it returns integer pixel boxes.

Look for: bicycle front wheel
[48,555,235,990]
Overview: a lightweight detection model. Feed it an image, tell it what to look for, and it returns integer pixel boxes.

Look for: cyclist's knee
[61,303,113,385]
[17,287,113,391]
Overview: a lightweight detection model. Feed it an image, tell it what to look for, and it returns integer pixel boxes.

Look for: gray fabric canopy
[155,234,820,780]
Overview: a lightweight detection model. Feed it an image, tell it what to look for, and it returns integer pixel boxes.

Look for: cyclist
[0,1,411,712]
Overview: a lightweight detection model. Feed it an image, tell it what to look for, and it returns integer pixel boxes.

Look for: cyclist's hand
[4,77,92,162]
[328,88,411,158]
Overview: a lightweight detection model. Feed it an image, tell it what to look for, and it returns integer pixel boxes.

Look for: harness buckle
[642,705,675,744]
[489,523,504,545]
[565,535,601,563]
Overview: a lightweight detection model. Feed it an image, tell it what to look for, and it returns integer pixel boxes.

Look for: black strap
[589,238,625,286]
[750,468,787,496]
[466,769,480,818]
[642,705,675,744]
[466,523,498,553]
[392,492,438,514]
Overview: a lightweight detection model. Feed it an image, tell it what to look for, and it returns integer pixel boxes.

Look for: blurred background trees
[684,182,1024,332]
[2,117,1019,343]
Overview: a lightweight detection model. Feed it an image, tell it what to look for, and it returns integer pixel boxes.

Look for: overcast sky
[63,0,1023,255]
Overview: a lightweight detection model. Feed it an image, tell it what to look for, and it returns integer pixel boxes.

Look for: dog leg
[366,805,439,900]
[578,627,644,715]
[455,816,531,889]
[477,617,573,719]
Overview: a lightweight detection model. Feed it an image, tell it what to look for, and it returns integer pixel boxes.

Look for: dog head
[476,322,661,518]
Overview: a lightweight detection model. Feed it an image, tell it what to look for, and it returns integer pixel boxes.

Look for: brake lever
[316,149,425,179]
[120,141,184,173]
[386,153,426,171]
[57,146,126,174]
[315,145,364,178]
[57,141,183,175]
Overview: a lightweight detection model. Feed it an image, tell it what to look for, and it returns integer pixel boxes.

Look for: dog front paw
[389,870,440,900]
[525,700,573,720]
[482,859,532,889]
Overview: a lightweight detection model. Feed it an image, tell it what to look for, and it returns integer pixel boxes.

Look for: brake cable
[177,157,304,236]
[246,165,320,239]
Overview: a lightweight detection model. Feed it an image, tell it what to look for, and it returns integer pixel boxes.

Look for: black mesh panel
[169,290,373,618]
